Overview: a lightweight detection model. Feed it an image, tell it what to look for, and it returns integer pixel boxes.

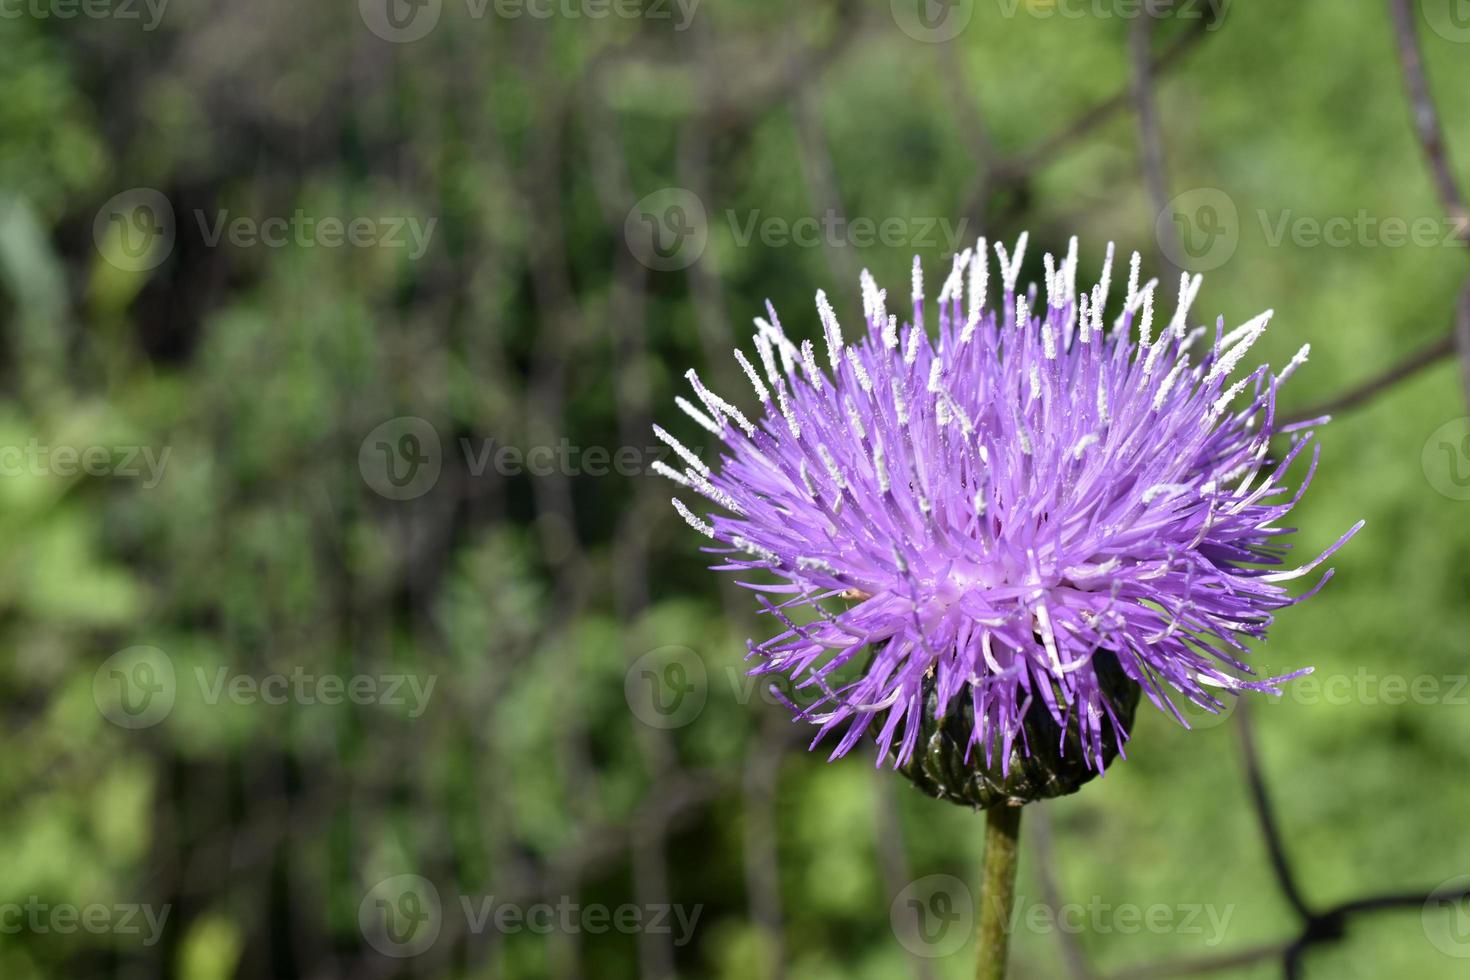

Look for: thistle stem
[976,804,1022,980]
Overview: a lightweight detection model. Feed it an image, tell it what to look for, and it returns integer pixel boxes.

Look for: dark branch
[1107,939,1293,979]
[1387,0,1470,242]
[1031,806,1097,980]
[1234,705,1314,922]
[1456,278,1470,411]
[1283,332,1455,426]
[1131,2,1181,284]
[999,0,1223,181]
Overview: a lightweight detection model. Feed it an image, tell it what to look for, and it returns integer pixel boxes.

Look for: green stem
[976,804,1022,980]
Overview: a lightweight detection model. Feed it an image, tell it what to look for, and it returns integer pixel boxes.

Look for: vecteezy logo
[890,874,974,958]
[93,646,176,729]
[1423,875,1470,957]
[624,646,708,729]
[623,188,708,272]
[1423,0,1470,43]
[93,188,176,273]
[358,0,442,42]
[359,874,442,958]
[1423,417,1470,500]
[1156,187,1240,273]
[890,0,973,43]
[359,417,443,501]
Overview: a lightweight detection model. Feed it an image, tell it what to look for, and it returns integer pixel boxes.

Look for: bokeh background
[3,0,1470,977]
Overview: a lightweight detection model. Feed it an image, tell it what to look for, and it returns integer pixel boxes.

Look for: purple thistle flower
[657,234,1361,776]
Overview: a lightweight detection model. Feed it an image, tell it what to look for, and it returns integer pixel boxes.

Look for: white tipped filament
[673,397,720,436]
[936,383,974,434]
[1220,309,1274,352]
[911,255,924,307]
[939,249,969,304]
[754,316,798,376]
[967,239,988,324]
[860,269,879,320]
[816,289,844,368]
[800,338,823,386]
[1125,250,1141,310]
[817,445,848,493]
[1063,236,1079,302]
[753,332,781,389]
[995,231,1028,296]
[731,535,780,564]
[798,459,817,497]
[1142,483,1190,504]
[1137,283,1156,349]
[1095,241,1116,314]
[686,368,755,437]
[959,312,982,347]
[774,382,801,439]
[882,312,899,350]
[795,556,840,575]
[733,349,771,406]
[651,460,692,487]
[1278,343,1311,385]
[1152,354,1191,410]
[1171,272,1203,338]
[1208,375,1254,420]
[844,396,867,440]
[846,349,874,393]
[687,467,745,514]
[672,498,714,537]
[1210,310,1274,384]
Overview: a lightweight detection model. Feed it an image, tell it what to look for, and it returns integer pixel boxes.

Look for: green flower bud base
[897,651,1142,809]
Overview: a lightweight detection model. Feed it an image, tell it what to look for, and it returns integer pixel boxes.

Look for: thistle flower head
[658,235,1361,780]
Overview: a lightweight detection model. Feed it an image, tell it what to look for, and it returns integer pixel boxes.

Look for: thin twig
[1131,2,1181,285]
[874,776,936,980]
[1330,879,1470,916]
[743,721,789,980]
[1107,939,1294,979]
[940,39,997,168]
[1233,704,1313,923]
[999,1,1222,181]
[1456,278,1470,411]
[964,1,1222,232]
[792,83,858,287]
[1386,0,1470,414]
[1029,806,1095,980]
[1386,0,1470,242]
[1282,332,1455,426]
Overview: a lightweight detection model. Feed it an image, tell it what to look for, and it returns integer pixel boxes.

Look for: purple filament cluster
[657,235,1360,771]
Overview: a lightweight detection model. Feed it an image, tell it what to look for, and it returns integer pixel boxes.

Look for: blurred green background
[2,0,1470,977]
